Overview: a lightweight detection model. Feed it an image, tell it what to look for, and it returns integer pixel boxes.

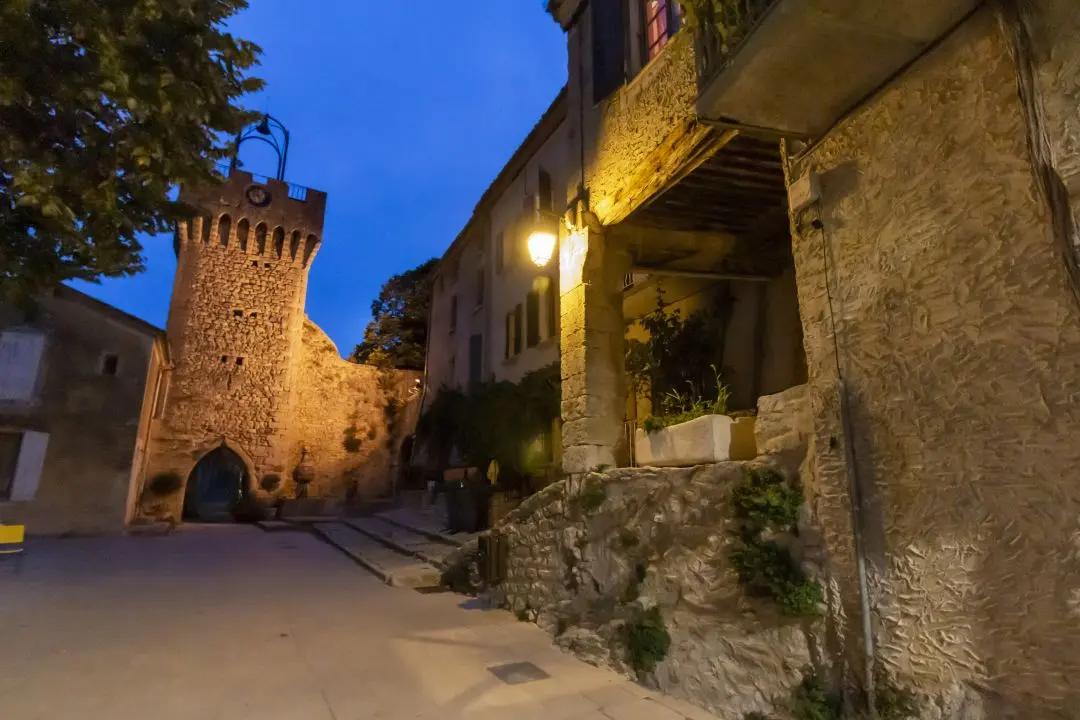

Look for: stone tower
[141,169,328,516]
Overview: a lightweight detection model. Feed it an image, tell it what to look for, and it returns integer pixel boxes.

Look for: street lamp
[526,208,560,268]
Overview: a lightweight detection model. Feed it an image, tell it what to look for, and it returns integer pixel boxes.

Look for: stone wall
[289,319,420,500]
[0,288,159,535]
[481,461,813,720]
[785,7,1080,715]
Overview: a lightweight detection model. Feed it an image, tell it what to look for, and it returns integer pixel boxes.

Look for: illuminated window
[644,0,681,61]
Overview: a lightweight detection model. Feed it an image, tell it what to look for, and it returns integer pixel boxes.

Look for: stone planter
[634,414,757,467]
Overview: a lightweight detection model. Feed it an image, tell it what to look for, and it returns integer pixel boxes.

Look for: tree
[0,0,263,300]
[352,258,438,370]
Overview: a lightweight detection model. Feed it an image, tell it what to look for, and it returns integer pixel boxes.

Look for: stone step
[343,517,457,569]
[375,507,475,548]
[309,521,442,588]
[280,499,341,519]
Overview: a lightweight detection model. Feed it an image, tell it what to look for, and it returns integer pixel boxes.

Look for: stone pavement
[0,525,718,720]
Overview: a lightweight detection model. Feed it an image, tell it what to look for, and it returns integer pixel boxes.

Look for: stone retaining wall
[485,459,818,719]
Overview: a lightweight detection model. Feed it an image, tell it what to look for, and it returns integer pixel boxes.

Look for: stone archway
[182,445,250,522]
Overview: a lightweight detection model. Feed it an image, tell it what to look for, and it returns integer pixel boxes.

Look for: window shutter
[0,331,46,402]
[526,291,541,348]
[592,0,626,103]
[468,334,483,386]
[10,431,48,501]
[505,313,512,359]
[513,304,523,356]
[545,282,558,339]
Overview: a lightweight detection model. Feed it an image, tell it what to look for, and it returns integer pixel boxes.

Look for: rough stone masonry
[134,171,419,522]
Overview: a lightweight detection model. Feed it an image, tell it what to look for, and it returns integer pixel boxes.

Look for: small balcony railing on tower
[213,162,310,202]
[687,0,780,93]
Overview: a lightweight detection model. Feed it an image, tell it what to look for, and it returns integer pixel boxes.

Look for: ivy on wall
[416,362,561,481]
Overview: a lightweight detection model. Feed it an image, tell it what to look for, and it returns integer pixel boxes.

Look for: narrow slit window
[101,354,119,376]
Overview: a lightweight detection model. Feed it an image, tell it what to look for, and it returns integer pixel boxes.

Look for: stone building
[427,89,569,394]
[0,286,165,535]
[526,0,1080,716]
[131,169,421,523]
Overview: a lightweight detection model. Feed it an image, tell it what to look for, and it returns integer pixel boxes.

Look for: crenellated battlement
[177,214,321,268]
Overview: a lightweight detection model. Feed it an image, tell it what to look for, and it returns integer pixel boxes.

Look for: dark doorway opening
[183,446,249,522]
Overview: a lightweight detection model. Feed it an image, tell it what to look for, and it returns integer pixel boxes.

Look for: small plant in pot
[640,365,730,434]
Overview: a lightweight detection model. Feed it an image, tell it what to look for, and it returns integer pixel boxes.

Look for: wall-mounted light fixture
[526,207,560,268]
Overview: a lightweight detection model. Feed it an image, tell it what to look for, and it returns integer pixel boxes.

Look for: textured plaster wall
[0,292,157,535]
[486,463,811,720]
[568,19,701,226]
[1035,0,1080,204]
[290,319,420,500]
[786,8,1080,715]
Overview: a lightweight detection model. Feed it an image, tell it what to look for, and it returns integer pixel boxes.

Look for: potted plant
[626,290,756,467]
[634,368,756,466]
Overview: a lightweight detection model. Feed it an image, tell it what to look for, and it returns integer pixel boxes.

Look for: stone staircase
[301,504,476,589]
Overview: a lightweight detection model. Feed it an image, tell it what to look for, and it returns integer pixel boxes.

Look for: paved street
[0,526,712,720]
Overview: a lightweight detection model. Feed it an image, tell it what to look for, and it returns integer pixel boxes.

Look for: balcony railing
[213,162,310,202]
[689,0,780,93]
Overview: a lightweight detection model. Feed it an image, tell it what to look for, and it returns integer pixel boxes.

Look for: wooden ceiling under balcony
[626,132,789,238]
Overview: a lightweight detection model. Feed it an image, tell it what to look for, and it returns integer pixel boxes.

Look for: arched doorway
[183,446,249,522]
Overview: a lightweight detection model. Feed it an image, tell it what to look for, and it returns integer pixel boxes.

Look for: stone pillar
[559,227,631,473]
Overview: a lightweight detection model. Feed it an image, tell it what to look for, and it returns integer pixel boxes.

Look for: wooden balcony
[693,0,980,137]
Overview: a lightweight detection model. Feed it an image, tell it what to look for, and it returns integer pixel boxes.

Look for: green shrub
[730,538,823,616]
[792,671,841,720]
[147,472,182,497]
[731,467,802,531]
[343,426,363,453]
[729,468,822,616]
[874,679,919,720]
[622,606,671,675]
[259,474,282,492]
[576,477,607,514]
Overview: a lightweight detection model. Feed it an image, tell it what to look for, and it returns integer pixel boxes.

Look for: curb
[342,519,449,569]
[305,522,393,585]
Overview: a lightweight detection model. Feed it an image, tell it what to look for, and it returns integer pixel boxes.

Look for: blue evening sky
[71,0,567,355]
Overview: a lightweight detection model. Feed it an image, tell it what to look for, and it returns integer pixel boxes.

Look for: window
[538,168,553,213]
[526,291,541,348]
[468,334,483,387]
[100,353,119,376]
[233,309,243,317]
[0,430,48,502]
[505,305,524,360]
[0,431,20,501]
[513,304,523,356]
[592,0,627,102]
[543,280,558,340]
[644,0,681,61]
[495,231,505,273]
[476,268,485,308]
[235,357,244,367]
[0,330,46,402]
[449,295,458,334]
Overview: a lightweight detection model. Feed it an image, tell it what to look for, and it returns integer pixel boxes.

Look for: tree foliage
[0,0,263,300]
[352,258,437,370]
[416,363,561,476]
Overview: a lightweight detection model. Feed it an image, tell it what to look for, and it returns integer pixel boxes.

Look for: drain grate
[487,661,550,685]
[414,585,452,595]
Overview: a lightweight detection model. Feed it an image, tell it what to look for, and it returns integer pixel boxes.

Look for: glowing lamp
[528,229,557,267]
[526,207,560,268]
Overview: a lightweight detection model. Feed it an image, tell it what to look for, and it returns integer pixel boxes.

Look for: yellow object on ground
[0,524,25,555]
